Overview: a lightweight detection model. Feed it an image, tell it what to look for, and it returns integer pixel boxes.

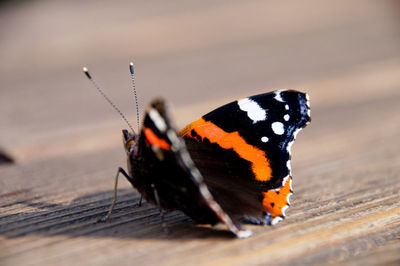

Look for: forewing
[179,90,311,224]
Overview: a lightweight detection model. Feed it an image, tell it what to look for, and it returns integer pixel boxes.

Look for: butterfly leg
[113,167,144,207]
[151,183,168,233]
[138,194,143,207]
[98,167,131,222]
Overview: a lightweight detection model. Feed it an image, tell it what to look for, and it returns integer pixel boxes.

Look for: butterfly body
[126,119,220,225]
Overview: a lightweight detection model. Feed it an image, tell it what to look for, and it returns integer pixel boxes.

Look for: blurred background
[1,1,400,264]
[1,0,399,159]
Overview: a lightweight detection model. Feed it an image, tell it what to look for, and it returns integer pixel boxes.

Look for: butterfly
[84,65,311,238]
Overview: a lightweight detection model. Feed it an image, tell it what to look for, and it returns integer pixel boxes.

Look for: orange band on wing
[262,176,292,218]
[144,128,171,150]
[180,118,272,182]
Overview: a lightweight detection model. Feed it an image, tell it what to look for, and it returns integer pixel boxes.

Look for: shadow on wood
[0,189,237,240]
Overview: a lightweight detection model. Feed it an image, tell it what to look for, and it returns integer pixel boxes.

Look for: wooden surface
[1,1,400,265]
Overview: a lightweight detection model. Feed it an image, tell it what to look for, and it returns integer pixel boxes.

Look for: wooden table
[1,1,399,265]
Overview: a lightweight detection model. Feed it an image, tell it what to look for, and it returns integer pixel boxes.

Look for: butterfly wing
[179,90,311,225]
[130,99,251,238]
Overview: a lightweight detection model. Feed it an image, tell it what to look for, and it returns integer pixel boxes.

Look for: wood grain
[1,0,399,265]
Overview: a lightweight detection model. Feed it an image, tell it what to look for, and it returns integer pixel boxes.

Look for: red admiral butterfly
[83,64,311,238]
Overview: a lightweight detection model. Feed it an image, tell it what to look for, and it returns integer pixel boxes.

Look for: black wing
[180,90,311,225]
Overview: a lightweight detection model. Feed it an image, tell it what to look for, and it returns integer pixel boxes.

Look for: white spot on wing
[286,160,292,172]
[305,93,311,117]
[286,127,303,155]
[237,98,267,123]
[282,175,290,188]
[293,128,301,139]
[284,114,290,121]
[271,122,284,135]
[281,205,289,216]
[261,136,269,143]
[287,140,294,155]
[274,91,284,102]
[285,104,289,110]
[287,193,292,205]
[271,216,283,225]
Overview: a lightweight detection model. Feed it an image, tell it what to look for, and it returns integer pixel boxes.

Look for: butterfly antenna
[82,67,136,134]
[129,62,140,131]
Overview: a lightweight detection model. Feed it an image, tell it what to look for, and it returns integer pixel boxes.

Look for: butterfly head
[122,129,137,154]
